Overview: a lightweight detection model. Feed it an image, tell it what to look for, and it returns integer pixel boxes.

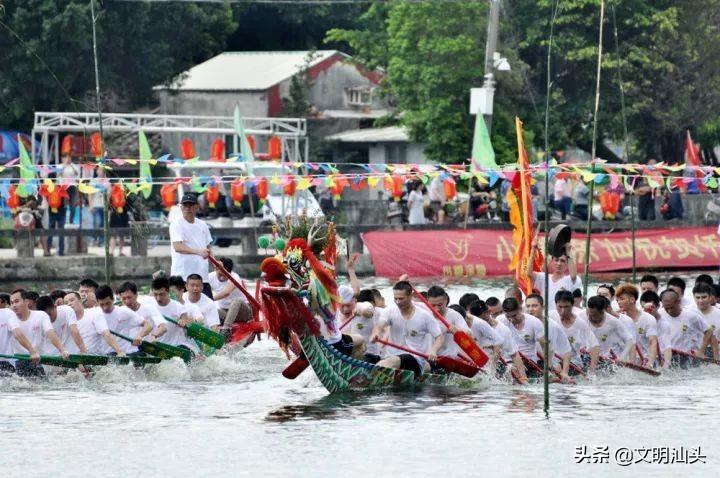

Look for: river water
[1,275,718,477]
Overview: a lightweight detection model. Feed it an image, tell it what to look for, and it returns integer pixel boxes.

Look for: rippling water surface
[1,277,718,477]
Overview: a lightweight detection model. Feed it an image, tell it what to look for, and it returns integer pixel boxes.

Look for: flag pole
[583,0,606,303]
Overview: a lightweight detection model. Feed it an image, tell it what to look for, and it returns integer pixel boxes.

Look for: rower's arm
[138,319,153,339]
[588,346,600,374]
[698,328,713,357]
[567,244,578,282]
[428,333,445,359]
[12,329,38,357]
[711,336,719,360]
[561,352,570,376]
[511,352,528,383]
[347,253,361,296]
[154,323,168,338]
[646,336,658,366]
[101,331,126,356]
[46,330,68,358]
[491,345,501,364]
[69,324,88,354]
[213,282,235,301]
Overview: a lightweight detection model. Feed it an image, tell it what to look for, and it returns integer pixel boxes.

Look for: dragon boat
[255,216,451,394]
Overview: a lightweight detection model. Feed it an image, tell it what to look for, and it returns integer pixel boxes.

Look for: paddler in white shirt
[369,281,444,376]
[334,285,371,360]
[425,286,472,361]
[525,293,572,383]
[585,296,635,361]
[118,281,168,342]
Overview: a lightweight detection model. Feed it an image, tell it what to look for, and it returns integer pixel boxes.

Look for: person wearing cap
[323,284,366,358]
[169,193,214,298]
[336,284,376,362]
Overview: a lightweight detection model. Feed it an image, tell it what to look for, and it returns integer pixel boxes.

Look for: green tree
[0,0,235,130]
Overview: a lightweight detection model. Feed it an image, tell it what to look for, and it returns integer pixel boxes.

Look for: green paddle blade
[68,354,110,366]
[164,315,226,349]
[110,355,163,365]
[12,354,80,368]
[141,340,192,363]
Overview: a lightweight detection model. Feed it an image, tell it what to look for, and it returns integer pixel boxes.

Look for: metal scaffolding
[31,111,308,165]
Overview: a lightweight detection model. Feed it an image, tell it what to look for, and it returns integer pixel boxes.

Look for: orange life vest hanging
[210,139,225,162]
[283,176,296,197]
[443,178,457,201]
[268,136,281,160]
[205,185,220,208]
[90,132,103,159]
[7,185,20,213]
[256,177,269,202]
[181,138,196,160]
[40,184,69,213]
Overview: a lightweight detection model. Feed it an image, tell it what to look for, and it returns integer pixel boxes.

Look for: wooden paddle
[672,348,720,365]
[163,315,226,349]
[411,286,489,367]
[609,350,661,376]
[282,315,355,379]
[68,354,162,366]
[534,351,576,384]
[111,331,192,363]
[555,352,587,377]
[376,338,480,378]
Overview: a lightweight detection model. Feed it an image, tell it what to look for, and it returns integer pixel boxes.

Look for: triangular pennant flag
[470,114,497,172]
[138,131,153,199]
[234,106,255,162]
[16,135,37,198]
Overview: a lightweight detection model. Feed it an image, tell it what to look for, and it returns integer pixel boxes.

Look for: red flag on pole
[685,130,707,193]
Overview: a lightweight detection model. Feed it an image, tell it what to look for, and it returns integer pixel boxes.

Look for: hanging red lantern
[443,178,457,201]
[110,184,126,213]
[61,136,73,156]
[90,132,103,158]
[181,138,196,160]
[230,179,245,206]
[268,136,282,160]
[7,185,20,214]
[205,185,220,208]
[256,177,269,201]
[39,184,69,214]
[283,176,296,197]
[160,184,178,210]
[210,139,226,162]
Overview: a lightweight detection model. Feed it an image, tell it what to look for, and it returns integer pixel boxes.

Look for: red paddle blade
[282,356,309,379]
[616,360,660,376]
[453,330,489,367]
[436,356,480,378]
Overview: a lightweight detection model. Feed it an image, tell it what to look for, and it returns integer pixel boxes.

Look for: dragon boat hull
[299,334,450,393]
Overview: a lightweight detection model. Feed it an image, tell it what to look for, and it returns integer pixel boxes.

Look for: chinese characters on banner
[362,227,720,279]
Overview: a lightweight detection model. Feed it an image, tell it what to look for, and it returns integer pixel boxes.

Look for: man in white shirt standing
[183,274,220,331]
[10,289,69,376]
[169,193,213,299]
[527,242,580,312]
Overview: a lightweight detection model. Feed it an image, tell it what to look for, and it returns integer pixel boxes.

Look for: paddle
[411,286,489,367]
[68,354,163,366]
[672,348,720,365]
[535,351,576,384]
[375,338,480,378]
[555,352,587,377]
[609,350,661,376]
[163,315,226,349]
[0,353,80,369]
[282,315,354,380]
[111,331,192,363]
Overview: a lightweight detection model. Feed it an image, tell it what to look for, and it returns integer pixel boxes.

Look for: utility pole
[481,0,501,133]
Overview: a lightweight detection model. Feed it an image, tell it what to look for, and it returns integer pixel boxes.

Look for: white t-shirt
[75,307,110,354]
[127,303,167,333]
[435,307,471,357]
[101,306,146,354]
[550,311,598,364]
[407,189,426,225]
[584,313,633,357]
[697,306,720,341]
[13,311,54,354]
[0,309,21,356]
[627,311,658,357]
[346,302,378,355]
[378,305,442,356]
[468,316,502,351]
[43,305,78,354]
[169,216,212,281]
[183,292,220,328]
[545,318,572,361]
[153,299,199,352]
[491,321,518,361]
[659,307,710,353]
[208,271,246,310]
[499,313,545,363]
[534,273,578,312]
[616,313,638,344]
[655,316,673,353]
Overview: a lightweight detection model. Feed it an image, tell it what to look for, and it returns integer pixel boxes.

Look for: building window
[385,144,406,164]
[346,87,372,106]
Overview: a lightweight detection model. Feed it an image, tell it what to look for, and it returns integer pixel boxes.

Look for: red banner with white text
[362,227,720,279]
